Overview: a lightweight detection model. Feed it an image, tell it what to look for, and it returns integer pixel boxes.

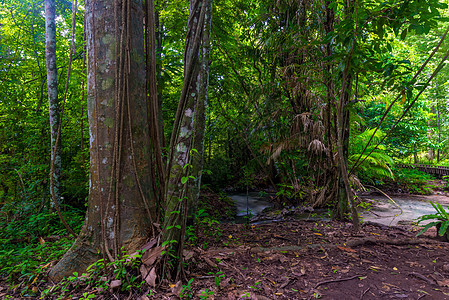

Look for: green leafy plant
[40,249,146,299]
[186,209,221,248]
[208,271,225,287]
[249,281,262,291]
[416,202,449,241]
[180,278,194,299]
[199,288,214,299]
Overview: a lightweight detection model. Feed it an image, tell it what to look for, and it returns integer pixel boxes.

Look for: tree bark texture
[45,0,62,206]
[49,0,155,281]
[145,0,165,207]
[163,0,207,250]
[189,0,212,215]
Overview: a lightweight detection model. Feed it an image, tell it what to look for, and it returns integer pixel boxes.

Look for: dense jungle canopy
[1,0,449,297]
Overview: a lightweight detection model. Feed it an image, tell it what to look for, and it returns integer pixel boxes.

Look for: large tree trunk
[49,0,155,281]
[45,0,62,207]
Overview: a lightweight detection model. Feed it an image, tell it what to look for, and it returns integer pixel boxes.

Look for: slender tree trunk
[437,102,441,163]
[336,74,359,230]
[162,0,207,276]
[45,0,62,207]
[428,106,435,162]
[414,143,418,164]
[335,0,360,230]
[336,76,352,219]
[189,0,212,215]
[49,0,155,281]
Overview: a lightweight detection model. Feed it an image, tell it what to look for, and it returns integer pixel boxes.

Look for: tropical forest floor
[1,190,449,299]
[177,219,449,300]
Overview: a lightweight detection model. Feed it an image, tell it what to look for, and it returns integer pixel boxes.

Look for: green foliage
[276,183,307,205]
[202,154,233,188]
[180,278,194,299]
[0,205,83,282]
[186,209,222,248]
[41,250,146,299]
[392,167,434,194]
[213,271,225,287]
[199,288,214,299]
[416,202,449,240]
[349,128,394,184]
[0,236,72,286]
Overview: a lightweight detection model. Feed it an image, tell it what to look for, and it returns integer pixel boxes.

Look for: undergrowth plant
[186,209,221,248]
[0,206,84,287]
[416,202,449,241]
[40,249,146,299]
[393,167,435,194]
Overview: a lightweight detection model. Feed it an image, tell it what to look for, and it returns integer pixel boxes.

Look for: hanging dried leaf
[142,246,166,267]
[308,139,326,155]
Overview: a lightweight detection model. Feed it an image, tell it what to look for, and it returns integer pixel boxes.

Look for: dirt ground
[1,187,449,299]
[176,219,449,300]
[1,218,448,299]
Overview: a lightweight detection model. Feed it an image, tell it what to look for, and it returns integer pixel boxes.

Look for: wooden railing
[396,164,449,176]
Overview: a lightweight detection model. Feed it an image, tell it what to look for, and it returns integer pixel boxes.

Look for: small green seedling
[416,202,449,241]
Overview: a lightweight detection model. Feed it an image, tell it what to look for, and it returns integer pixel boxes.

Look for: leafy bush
[0,236,73,283]
[41,249,146,299]
[392,167,434,194]
[0,204,84,282]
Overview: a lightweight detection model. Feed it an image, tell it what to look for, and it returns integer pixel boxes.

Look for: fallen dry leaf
[171,280,183,297]
[337,246,356,253]
[437,279,449,287]
[109,280,122,289]
[183,250,195,260]
[41,262,52,269]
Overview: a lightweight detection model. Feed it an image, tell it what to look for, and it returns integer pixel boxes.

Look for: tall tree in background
[49,0,156,281]
[44,0,61,206]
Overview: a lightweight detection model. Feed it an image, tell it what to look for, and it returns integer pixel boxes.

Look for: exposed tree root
[362,221,410,232]
[344,237,440,248]
[408,272,436,286]
[314,274,364,289]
